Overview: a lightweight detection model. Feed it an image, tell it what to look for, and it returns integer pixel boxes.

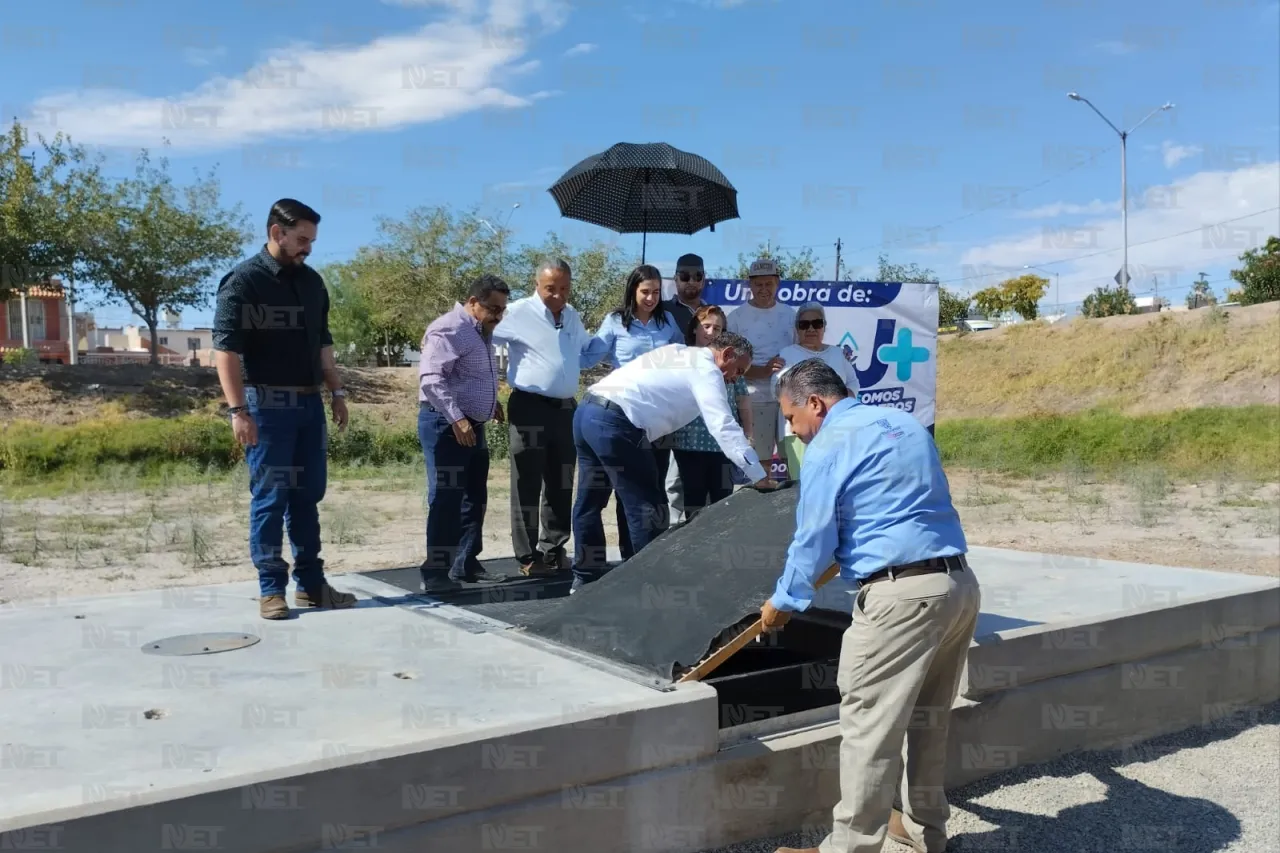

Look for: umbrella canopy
[547,142,739,259]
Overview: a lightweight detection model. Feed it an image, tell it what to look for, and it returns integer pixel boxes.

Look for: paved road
[706,701,1280,853]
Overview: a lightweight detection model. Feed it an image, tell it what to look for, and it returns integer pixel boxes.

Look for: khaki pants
[819,564,981,853]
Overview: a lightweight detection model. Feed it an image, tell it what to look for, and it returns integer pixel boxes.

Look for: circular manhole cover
[140,632,261,657]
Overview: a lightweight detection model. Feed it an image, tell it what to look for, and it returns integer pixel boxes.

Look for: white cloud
[958,161,1280,300]
[562,42,596,57]
[30,0,567,152]
[1161,141,1203,169]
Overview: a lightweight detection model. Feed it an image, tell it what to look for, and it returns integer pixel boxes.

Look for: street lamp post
[1023,264,1060,316]
[479,203,521,278]
[1066,93,1174,292]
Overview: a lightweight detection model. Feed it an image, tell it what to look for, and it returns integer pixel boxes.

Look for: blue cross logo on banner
[876,328,930,382]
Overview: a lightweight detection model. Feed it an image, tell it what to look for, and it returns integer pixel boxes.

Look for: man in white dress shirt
[491,258,609,577]
[569,331,776,594]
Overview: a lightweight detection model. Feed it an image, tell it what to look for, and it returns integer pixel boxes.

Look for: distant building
[1,281,73,363]
[83,319,215,366]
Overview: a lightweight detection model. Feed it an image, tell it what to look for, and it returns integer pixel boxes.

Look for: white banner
[694,279,940,431]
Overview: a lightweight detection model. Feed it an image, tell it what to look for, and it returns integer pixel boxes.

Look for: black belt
[510,388,575,407]
[860,554,967,586]
[582,394,626,416]
[251,384,322,396]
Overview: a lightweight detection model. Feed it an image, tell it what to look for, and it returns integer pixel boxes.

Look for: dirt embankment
[936,302,1280,420]
[2,303,1278,426]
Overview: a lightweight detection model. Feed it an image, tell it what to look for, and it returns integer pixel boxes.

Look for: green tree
[320,261,415,366]
[1187,273,1218,309]
[999,273,1049,321]
[1082,285,1137,318]
[82,148,250,364]
[1229,235,1280,305]
[875,253,936,284]
[937,287,972,328]
[720,244,818,281]
[0,120,48,300]
[337,205,508,351]
[972,286,1008,318]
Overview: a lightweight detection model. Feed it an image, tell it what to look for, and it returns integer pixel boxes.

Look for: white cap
[748,257,780,278]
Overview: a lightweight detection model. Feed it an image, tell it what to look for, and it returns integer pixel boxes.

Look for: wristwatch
[227,405,248,416]
[331,388,347,399]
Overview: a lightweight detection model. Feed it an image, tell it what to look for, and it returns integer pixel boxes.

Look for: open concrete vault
[1,485,1277,853]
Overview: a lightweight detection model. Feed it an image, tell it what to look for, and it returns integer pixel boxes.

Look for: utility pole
[834,238,842,281]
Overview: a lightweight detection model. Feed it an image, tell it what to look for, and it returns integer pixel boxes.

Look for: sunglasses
[797,319,826,331]
[676,271,705,283]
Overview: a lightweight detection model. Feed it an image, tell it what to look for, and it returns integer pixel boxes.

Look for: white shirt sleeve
[691,363,768,482]
[490,304,520,345]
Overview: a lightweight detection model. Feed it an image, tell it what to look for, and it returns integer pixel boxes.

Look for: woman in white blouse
[771,301,859,479]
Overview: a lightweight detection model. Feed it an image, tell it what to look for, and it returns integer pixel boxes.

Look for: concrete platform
[1,548,1276,852]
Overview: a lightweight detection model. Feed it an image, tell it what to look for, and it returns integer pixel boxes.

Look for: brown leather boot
[259,594,290,620]
[294,584,357,609]
[888,808,933,853]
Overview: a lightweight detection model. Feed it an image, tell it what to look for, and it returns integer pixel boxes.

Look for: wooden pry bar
[676,562,841,683]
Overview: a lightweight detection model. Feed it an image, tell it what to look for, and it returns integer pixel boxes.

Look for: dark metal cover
[140,632,261,656]
[522,485,800,681]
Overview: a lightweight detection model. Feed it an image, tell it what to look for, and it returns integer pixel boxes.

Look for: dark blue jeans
[244,388,328,597]
[571,400,668,582]
[418,406,489,581]
[672,449,733,517]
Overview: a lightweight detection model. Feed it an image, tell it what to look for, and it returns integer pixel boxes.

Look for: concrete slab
[2,546,1276,853]
[813,545,1277,636]
[0,574,715,835]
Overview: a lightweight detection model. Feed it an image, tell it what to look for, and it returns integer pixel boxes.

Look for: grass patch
[4,404,1277,497]
[936,405,1280,480]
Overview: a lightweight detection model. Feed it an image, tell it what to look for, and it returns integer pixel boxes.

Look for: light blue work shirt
[491,296,609,399]
[769,397,968,612]
[592,310,683,369]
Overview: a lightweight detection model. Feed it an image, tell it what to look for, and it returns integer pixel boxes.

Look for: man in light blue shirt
[763,359,981,853]
[491,258,609,577]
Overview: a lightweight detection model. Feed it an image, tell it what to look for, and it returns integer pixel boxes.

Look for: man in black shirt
[660,253,709,339]
[212,198,356,620]
[657,253,710,525]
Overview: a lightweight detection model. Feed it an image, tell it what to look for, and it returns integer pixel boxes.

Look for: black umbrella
[547,142,739,262]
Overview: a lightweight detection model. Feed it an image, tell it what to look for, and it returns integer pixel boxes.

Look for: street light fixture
[1023,264,1061,316]
[478,203,521,277]
[1066,92,1174,293]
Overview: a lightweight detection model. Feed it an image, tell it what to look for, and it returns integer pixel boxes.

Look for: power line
[841,143,1120,258]
[937,207,1280,285]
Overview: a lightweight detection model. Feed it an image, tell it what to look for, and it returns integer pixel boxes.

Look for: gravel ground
[704,700,1280,853]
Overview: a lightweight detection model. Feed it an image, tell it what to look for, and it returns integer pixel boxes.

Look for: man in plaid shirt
[418,274,511,589]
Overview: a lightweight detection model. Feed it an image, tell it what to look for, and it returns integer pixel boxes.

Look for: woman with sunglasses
[664,304,753,519]
[772,301,858,479]
[590,264,683,559]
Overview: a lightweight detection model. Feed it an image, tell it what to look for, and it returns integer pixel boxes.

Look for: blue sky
[4,0,1278,328]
